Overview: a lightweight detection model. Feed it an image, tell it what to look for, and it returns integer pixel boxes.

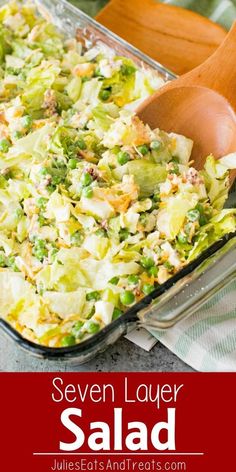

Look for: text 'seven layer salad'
[0,1,236,347]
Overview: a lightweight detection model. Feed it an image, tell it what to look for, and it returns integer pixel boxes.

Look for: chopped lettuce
[0,1,236,348]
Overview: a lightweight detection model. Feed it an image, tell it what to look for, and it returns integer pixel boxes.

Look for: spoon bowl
[137,22,236,171]
[138,85,236,168]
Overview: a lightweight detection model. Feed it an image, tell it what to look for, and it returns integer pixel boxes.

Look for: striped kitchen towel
[150,281,236,371]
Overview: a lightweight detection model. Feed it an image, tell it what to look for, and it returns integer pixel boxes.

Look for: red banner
[1,373,235,471]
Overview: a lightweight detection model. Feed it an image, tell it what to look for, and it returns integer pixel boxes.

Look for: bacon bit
[75,28,86,45]
[134,288,141,297]
[85,166,99,180]
[43,89,57,117]
[186,167,203,185]
[131,116,151,146]
[167,173,174,181]
[101,220,108,230]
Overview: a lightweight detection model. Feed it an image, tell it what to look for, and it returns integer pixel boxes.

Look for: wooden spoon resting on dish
[137,23,236,169]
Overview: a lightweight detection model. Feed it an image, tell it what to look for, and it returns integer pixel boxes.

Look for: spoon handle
[179,21,236,110]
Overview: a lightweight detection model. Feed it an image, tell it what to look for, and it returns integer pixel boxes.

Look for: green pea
[71,231,83,246]
[150,140,161,151]
[195,203,204,214]
[187,209,200,222]
[184,222,192,235]
[119,228,129,242]
[81,172,93,187]
[86,291,100,302]
[128,274,139,285]
[7,255,19,272]
[13,130,22,140]
[50,247,58,261]
[82,186,93,198]
[99,89,111,101]
[47,184,56,194]
[21,115,32,129]
[140,256,154,269]
[168,162,180,175]
[117,151,130,165]
[33,239,48,261]
[95,228,107,237]
[178,233,188,244]
[142,283,155,295]
[56,160,67,169]
[148,266,158,277]
[87,306,95,320]
[0,254,6,267]
[35,249,47,261]
[68,158,78,169]
[199,214,208,226]
[112,307,123,320]
[86,321,100,334]
[121,64,136,76]
[137,144,149,155]
[15,208,24,219]
[38,215,46,226]
[77,138,87,150]
[109,276,119,285]
[120,290,135,306]
[36,239,46,249]
[40,167,48,176]
[139,213,147,225]
[150,200,158,211]
[94,68,102,77]
[0,138,10,153]
[51,175,63,185]
[164,261,174,271]
[195,204,208,226]
[172,155,180,163]
[153,193,161,202]
[72,321,84,337]
[61,335,76,347]
[36,197,48,210]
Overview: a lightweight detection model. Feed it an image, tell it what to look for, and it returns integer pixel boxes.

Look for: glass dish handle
[138,237,236,329]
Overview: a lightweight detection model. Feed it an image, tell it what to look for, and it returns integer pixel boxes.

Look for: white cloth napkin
[150,280,236,371]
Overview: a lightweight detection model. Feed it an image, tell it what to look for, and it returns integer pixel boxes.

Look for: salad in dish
[0,1,236,348]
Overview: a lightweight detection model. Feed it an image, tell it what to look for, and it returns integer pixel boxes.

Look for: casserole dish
[1,0,236,363]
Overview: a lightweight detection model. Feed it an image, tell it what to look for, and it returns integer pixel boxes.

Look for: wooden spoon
[137,23,236,169]
[96,0,226,75]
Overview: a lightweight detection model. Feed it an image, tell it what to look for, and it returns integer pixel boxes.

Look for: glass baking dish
[0,0,236,363]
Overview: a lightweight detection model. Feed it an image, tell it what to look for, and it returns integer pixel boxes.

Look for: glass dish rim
[1,230,235,358]
[0,0,235,358]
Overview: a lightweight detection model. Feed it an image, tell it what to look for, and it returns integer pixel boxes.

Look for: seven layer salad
[0,1,236,347]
